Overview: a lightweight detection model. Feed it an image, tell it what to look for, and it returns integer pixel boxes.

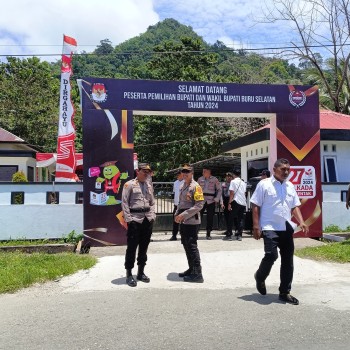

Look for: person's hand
[346,202,350,210]
[253,227,262,240]
[175,214,184,223]
[221,204,225,210]
[228,203,232,211]
[299,222,309,235]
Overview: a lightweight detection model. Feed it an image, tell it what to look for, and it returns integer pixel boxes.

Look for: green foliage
[12,171,28,182]
[295,240,350,263]
[62,230,84,244]
[324,224,342,233]
[0,252,96,293]
[0,57,61,152]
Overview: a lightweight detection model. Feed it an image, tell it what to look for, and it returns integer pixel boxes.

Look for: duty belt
[203,193,215,196]
[178,208,191,214]
[130,207,150,213]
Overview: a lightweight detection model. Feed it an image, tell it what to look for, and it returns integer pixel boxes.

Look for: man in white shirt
[227,169,247,241]
[250,158,308,305]
[170,170,184,241]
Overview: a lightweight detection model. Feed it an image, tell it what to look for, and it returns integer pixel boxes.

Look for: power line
[0,43,349,58]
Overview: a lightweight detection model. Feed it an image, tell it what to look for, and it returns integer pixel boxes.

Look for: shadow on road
[167,272,183,282]
[111,277,127,286]
[238,293,282,305]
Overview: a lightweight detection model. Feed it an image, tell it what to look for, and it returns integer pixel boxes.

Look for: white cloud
[0,0,159,60]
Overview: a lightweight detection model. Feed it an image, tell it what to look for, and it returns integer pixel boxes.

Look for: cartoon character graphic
[95,161,128,205]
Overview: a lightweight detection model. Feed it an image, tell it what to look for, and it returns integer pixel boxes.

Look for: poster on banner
[288,166,316,199]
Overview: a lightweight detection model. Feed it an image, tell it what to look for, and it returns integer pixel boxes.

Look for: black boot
[178,268,192,278]
[126,269,137,287]
[137,266,150,283]
[183,266,204,283]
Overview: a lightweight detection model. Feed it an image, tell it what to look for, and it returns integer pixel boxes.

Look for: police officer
[122,163,156,287]
[175,164,205,283]
[198,166,222,239]
[221,172,234,239]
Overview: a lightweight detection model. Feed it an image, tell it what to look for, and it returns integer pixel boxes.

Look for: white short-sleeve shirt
[173,179,184,206]
[229,177,247,206]
[250,176,301,231]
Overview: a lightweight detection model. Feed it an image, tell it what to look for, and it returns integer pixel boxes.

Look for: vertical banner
[55,35,77,182]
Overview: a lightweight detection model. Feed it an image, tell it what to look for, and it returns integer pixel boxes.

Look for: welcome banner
[55,35,77,182]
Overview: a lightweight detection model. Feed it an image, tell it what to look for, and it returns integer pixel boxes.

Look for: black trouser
[231,201,245,236]
[222,197,230,233]
[180,224,201,268]
[172,205,179,237]
[124,218,153,270]
[255,223,295,294]
[200,201,216,235]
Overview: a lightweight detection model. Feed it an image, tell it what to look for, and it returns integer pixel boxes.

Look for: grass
[295,240,350,263]
[0,252,97,294]
[0,239,62,246]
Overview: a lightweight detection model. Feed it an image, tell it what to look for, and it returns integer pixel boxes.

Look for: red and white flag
[55,35,78,181]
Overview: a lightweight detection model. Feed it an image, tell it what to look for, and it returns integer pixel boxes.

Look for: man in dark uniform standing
[175,164,205,283]
[121,163,156,287]
[198,166,222,239]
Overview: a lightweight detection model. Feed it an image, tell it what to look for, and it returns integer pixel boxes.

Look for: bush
[12,171,28,182]
[324,224,342,233]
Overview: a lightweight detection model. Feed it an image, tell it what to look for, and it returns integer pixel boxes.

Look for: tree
[0,57,61,151]
[260,0,350,113]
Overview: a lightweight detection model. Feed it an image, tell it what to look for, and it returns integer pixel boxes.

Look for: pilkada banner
[55,35,77,182]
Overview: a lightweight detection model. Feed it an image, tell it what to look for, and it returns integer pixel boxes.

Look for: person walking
[121,163,156,287]
[198,166,222,240]
[169,170,184,241]
[227,169,247,241]
[250,158,309,305]
[221,172,234,240]
[175,164,205,283]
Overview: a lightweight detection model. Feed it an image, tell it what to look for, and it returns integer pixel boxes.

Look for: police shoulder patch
[194,185,204,201]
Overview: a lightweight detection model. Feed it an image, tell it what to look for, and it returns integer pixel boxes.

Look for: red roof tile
[319,110,350,130]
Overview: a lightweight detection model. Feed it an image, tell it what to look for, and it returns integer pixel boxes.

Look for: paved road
[1,231,349,350]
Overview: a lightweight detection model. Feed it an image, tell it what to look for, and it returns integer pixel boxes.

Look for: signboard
[81,79,322,245]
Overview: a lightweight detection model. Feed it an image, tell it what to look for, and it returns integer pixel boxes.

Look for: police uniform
[122,163,156,286]
[176,166,205,282]
[198,173,222,238]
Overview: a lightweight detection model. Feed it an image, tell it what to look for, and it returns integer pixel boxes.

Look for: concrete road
[1,231,349,350]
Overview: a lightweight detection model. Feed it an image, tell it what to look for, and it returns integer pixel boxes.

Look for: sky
[0,0,305,62]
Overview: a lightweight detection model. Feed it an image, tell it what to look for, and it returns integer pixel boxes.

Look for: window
[75,192,84,204]
[27,166,34,182]
[332,144,336,152]
[266,146,268,153]
[250,150,253,156]
[323,144,328,152]
[255,149,258,155]
[261,148,263,154]
[46,192,59,204]
[11,192,24,204]
[0,165,18,182]
[246,151,248,157]
[323,156,338,182]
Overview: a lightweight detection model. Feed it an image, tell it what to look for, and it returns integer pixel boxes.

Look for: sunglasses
[181,169,191,173]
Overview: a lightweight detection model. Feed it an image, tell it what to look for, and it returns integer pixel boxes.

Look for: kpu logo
[91,83,108,103]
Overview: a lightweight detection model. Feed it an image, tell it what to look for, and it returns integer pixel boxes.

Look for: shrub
[324,224,341,233]
[12,171,28,183]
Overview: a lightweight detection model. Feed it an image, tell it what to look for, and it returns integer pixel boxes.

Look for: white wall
[321,141,350,182]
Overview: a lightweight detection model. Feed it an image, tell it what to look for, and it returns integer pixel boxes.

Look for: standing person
[175,164,205,283]
[221,172,234,239]
[260,169,271,180]
[346,183,350,209]
[198,166,222,240]
[169,170,184,241]
[122,163,156,287]
[250,158,309,305]
[228,169,247,241]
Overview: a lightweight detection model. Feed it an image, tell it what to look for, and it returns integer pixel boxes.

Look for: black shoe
[279,293,299,305]
[254,272,266,295]
[236,236,242,241]
[126,275,137,287]
[206,235,212,240]
[183,273,204,283]
[222,235,233,241]
[178,268,191,278]
[169,236,177,241]
[137,273,150,283]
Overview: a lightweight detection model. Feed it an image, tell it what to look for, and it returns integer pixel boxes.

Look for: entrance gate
[81,79,321,245]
